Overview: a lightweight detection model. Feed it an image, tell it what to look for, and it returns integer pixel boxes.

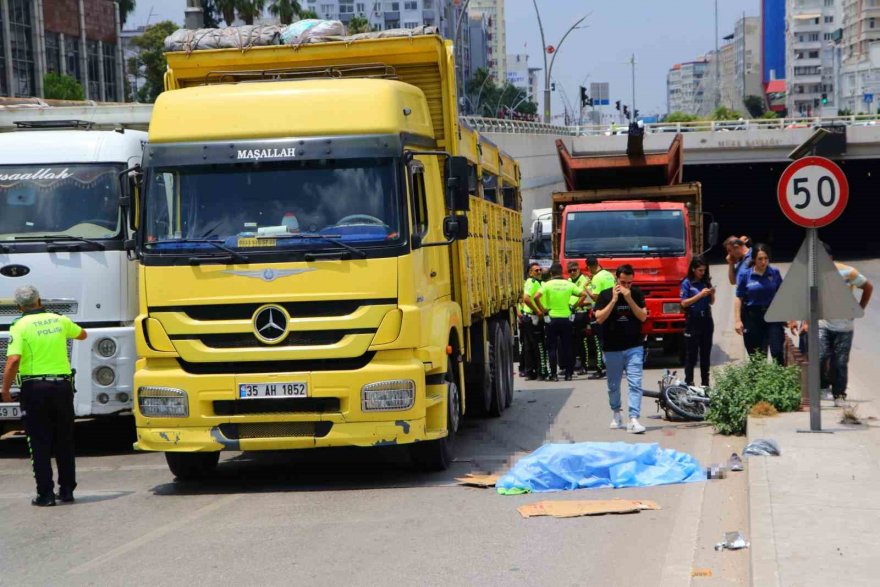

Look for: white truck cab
[527,207,553,270]
[0,122,145,421]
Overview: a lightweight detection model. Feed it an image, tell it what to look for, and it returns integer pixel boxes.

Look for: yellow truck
[130,29,523,478]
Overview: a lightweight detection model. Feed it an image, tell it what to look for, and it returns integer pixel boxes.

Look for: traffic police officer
[586,257,615,379]
[522,263,549,380]
[534,264,586,381]
[1,285,87,506]
[567,261,591,376]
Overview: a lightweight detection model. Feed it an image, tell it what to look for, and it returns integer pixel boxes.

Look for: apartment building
[469,0,505,83]
[786,0,841,116]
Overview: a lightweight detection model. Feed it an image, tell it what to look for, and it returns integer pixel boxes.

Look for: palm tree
[236,0,266,25]
[347,15,372,34]
[299,9,318,19]
[216,0,237,25]
[118,0,136,27]
[269,0,301,25]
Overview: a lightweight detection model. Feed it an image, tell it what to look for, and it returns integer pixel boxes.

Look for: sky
[127,0,760,117]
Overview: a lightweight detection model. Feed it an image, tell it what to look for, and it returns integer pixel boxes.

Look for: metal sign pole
[806,227,821,431]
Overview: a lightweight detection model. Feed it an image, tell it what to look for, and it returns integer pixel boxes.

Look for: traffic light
[821,93,828,105]
[634,109,640,119]
[551,82,556,91]
[587,97,594,107]
[615,100,621,111]
[623,105,630,119]
[580,86,588,108]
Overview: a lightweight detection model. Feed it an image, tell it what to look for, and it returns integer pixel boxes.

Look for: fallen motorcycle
[643,369,711,421]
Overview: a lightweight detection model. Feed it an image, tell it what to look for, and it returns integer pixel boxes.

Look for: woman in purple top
[680,257,716,386]
[734,243,785,364]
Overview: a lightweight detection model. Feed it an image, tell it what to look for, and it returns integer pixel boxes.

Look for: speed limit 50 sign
[777,156,849,228]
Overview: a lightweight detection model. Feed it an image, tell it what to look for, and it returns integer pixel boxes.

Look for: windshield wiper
[13,234,106,250]
[148,238,249,264]
[257,233,368,259]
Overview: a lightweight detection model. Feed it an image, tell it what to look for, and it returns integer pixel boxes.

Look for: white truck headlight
[362,380,415,411]
[95,337,117,358]
[138,386,189,417]
[663,303,682,315]
[94,366,116,386]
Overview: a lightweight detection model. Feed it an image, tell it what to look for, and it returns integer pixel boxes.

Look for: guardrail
[463,115,880,136]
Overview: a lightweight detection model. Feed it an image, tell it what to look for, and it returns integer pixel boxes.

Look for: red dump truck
[549,129,718,359]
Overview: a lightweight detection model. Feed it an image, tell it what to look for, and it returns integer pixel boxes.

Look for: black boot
[32,493,56,507]
[56,489,75,503]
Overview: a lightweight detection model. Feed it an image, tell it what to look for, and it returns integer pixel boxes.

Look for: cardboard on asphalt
[765,235,863,323]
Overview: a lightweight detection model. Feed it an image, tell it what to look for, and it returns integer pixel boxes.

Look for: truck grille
[178,353,375,375]
[637,284,679,298]
[0,301,78,316]
[178,330,372,349]
[213,398,340,415]
[150,298,395,321]
[218,421,332,440]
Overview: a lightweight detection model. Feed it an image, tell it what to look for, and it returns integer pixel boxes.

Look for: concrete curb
[746,416,780,587]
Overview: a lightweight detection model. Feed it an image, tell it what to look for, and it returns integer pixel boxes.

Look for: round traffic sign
[777,156,849,228]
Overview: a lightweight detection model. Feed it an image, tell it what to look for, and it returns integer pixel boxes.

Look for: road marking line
[67,493,241,575]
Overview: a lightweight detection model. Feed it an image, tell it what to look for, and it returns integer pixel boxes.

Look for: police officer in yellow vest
[1,285,87,506]
[521,263,549,380]
[534,264,587,381]
[567,261,591,376]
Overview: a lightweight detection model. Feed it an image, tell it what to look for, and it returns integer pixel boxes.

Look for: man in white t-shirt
[818,242,873,407]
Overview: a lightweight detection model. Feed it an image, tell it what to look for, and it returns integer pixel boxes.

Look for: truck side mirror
[534,220,543,240]
[445,156,470,212]
[708,221,719,248]
[118,164,142,232]
[443,214,469,241]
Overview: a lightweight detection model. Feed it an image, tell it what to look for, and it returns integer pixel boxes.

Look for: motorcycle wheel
[662,384,708,421]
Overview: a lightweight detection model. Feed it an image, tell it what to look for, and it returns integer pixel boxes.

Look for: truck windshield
[143,157,403,258]
[564,209,686,257]
[533,235,552,257]
[0,164,122,241]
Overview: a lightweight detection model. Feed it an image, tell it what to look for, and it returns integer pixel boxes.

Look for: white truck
[0,121,145,423]
[527,207,553,271]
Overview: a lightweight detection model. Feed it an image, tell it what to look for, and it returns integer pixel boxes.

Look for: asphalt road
[0,271,772,587]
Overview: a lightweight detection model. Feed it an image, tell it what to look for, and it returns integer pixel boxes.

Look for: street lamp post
[453,0,472,112]
[531,0,587,123]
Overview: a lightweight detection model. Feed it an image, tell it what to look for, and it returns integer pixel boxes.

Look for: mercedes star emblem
[252,304,289,344]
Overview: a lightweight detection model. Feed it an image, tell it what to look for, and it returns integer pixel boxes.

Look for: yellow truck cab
[131,29,523,478]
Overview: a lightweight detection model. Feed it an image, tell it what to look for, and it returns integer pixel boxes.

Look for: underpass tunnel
[685,159,880,260]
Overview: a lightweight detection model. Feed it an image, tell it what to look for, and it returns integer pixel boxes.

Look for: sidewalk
[747,383,880,585]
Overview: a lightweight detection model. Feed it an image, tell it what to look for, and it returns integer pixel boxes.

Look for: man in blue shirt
[724,236,752,285]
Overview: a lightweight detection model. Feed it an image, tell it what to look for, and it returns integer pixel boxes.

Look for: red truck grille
[636,284,679,298]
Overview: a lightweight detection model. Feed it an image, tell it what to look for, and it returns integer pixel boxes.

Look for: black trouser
[684,311,714,386]
[588,313,604,371]
[571,311,589,371]
[743,306,785,365]
[546,317,574,378]
[522,315,547,377]
[19,379,76,497]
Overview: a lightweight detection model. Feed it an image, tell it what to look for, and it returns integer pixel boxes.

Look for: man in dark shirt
[594,264,648,434]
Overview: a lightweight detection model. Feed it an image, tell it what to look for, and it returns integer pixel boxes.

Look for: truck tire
[488,321,513,417]
[411,361,460,471]
[465,322,492,415]
[501,320,515,408]
[165,452,220,481]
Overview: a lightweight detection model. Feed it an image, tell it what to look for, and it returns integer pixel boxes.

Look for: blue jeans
[604,345,644,418]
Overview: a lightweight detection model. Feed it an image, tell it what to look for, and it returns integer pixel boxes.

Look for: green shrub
[43,73,85,100]
[706,353,802,435]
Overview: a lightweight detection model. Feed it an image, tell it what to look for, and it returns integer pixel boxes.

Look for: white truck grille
[0,301,78,316]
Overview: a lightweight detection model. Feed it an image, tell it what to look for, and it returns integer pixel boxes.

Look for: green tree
[760,110,779,119]
[665,111,698,123]
[299,8,318,18]
[269,0,301,25]
[347,15,372,33]
[202,0,222,28]
[127,21,179,103]
[712,106,743,121]
[743,94,766,118]
[43,73,85,100]
[236,0,266,25]
[838,108,853,116]
[216,0,237,25]
[118,0,136,27]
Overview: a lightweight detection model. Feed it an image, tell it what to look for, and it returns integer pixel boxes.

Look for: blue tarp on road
[496,442,706,494]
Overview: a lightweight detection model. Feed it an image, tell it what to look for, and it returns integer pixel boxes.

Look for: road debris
[691,568,713,578]
[715,531,750,551]
[455,473,500,488]
[743,438,781,456]
[517,499,660,519]
[728,453,744,471]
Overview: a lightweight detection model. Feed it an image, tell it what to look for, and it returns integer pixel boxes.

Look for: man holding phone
[594,265,648,434]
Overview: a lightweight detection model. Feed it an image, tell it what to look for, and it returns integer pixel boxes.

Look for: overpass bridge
[3,103,878,252]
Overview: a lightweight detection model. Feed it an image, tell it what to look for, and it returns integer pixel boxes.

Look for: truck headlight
[362,380,415,411]
[138,386,189,417]
[95,337,117,358]
[663,303,682,315]
[94,366,116,386]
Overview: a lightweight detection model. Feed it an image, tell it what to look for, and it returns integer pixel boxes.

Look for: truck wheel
[501,321,515,408]
[411,361,459,471]
[165,452,220,481]
[488,321,513,417]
